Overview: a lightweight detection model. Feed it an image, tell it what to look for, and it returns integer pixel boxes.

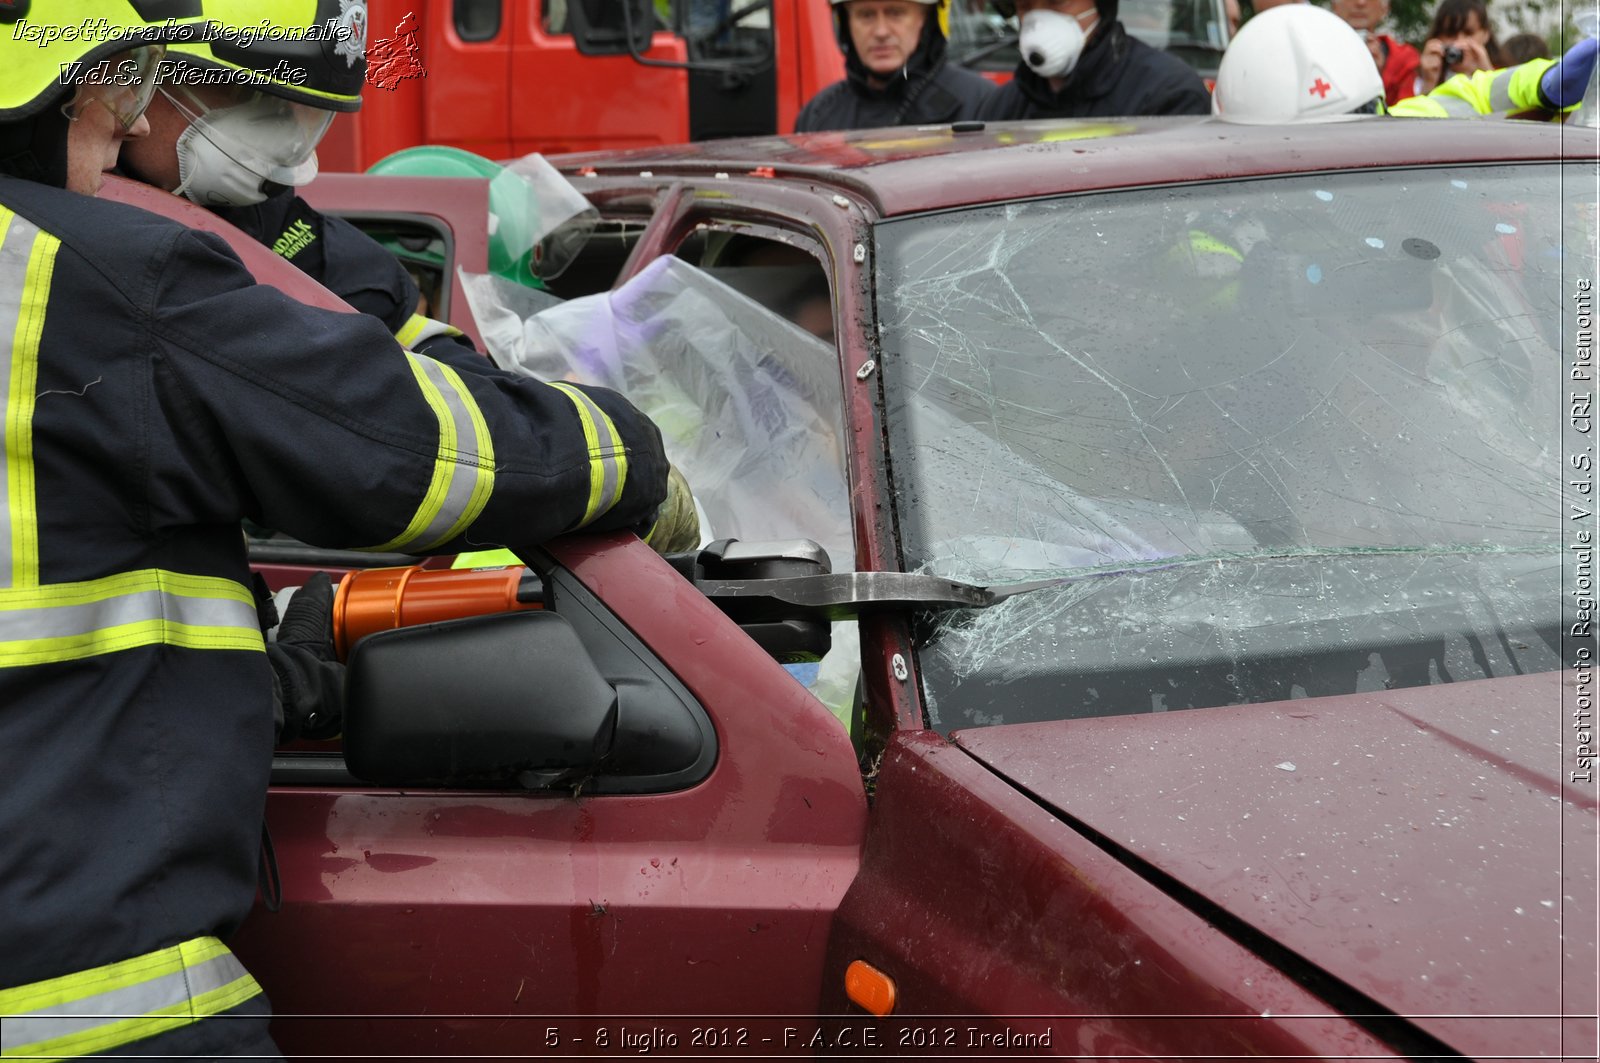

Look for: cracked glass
[876,163,1589,729]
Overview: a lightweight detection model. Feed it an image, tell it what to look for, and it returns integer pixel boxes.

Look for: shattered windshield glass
[876,164,1588,728]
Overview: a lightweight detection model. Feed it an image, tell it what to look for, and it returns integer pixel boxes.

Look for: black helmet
[992,0,1119,29]
[170,0,368,113]
[826,0,951,71]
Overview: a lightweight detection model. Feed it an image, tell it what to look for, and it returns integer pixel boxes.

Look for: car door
[233,534,866,1057]
[108,175,868,1055]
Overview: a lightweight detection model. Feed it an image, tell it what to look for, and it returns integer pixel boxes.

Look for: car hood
[952,670,1596,1060]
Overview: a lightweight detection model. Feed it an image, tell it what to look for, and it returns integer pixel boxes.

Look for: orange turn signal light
[844,959,897,1016]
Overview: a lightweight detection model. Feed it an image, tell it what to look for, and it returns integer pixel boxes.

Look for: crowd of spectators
[796,0,1578,132]
[1259,0,1557,104]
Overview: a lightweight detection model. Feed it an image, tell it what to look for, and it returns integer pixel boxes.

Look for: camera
[1443,44,1464,66]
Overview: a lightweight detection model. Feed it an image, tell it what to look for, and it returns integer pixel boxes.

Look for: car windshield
[876,163,1587,729]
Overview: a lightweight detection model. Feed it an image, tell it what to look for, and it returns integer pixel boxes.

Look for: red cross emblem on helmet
[1309,77,1333,98]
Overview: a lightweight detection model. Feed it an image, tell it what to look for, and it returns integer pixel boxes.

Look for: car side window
[668,228,848,542]
[677,231,838,349]
[671,228,862,737]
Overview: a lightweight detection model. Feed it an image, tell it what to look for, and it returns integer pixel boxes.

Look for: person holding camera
[1416,0,1504,95]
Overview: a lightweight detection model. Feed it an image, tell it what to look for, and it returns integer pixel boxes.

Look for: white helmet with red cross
[1212,3,1385,123]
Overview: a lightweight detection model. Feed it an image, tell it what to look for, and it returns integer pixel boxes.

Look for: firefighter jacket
[971,22,1210,120]
[0,178,667,1058]
[1387,58,1563,118]
[794,26,995,132]
[213,191,477,361]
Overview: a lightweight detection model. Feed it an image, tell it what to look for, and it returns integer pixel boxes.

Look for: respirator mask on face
[168,87,334,207]
[1019,7,1100,79]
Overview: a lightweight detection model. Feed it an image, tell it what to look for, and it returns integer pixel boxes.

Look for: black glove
[267,572,345,744]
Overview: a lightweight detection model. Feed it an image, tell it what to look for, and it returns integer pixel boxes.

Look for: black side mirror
[343,611,617,788]
[567,0,656,56]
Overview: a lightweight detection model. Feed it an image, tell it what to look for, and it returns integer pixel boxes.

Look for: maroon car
[113,117,1597,1060]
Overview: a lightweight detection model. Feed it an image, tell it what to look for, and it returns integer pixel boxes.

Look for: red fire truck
[320,0,1230,171]
[318,0,845,169]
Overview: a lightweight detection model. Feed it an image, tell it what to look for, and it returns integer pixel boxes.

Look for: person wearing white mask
[972,0,1209,119]
[119,0,460,352]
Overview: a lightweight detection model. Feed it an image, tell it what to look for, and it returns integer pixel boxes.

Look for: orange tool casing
[331,565,540,661]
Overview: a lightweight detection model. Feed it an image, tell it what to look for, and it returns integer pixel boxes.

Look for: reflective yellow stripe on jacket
[1389,58,1558,117]
[453,548,522,568]
[0,937,261,1061]
[0,207,57,589]
[0,208,263,664]
[395,312,464,348]
[548,381,628,528]
[367,350,496,553]
[0,570,264,666]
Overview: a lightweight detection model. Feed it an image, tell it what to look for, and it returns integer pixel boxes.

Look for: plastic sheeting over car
[460,256,852,570]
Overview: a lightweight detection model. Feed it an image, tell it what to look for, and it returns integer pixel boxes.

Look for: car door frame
[585,171,929,737]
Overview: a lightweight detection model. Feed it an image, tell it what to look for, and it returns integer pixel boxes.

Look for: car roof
[557,116,1589,218]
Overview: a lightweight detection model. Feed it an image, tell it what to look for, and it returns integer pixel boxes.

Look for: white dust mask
[1019,8,1099,79]
[168,88,330,207]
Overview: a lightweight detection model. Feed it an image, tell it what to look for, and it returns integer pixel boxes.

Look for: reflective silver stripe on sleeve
[1488,68,1516,112]
[549,381,626,527]
[1430,94,1482,117]
[0,952,250,1052]
[405,354,491,551]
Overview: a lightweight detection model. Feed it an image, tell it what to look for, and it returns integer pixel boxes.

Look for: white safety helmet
[1212,4,1385,123]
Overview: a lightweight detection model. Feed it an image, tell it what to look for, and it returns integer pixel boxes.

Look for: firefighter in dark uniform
[795,0,995,132]
[972,0,1210,119]
[117,0,465,354]
[117,0,521,745]
[0,4,681,1059]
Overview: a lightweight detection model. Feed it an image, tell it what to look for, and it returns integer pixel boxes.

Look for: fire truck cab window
[453,0,502,41]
